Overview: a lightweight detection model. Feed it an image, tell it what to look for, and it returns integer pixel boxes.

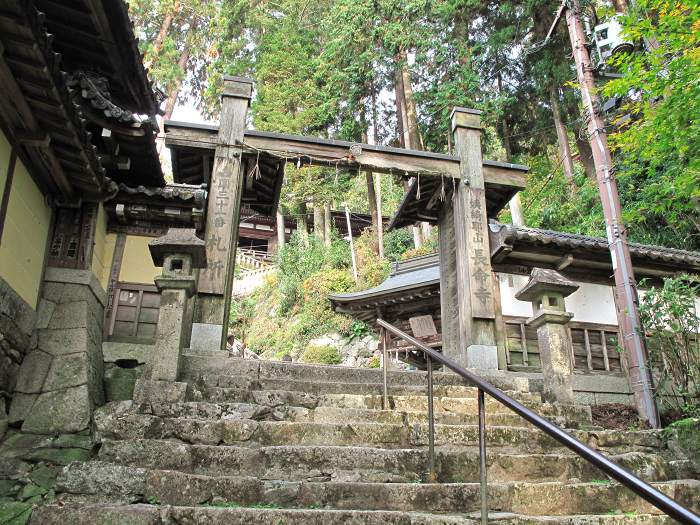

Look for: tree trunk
[611,0,627,13]
[297,202,309,246]
[144,3,178,70]
[312,201,324,241]
[374,174,384,258]
[575,135,596,180]
[550,84,575,182]
[163,44,191,121]
[400,50,423,151]
[276,209,285,251]
[394,58,408,148]
[398,49,430,246]
[365,171,380,254]
[323,202,332,246]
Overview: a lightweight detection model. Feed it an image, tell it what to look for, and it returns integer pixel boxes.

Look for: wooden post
[444,107,498,368]
[193,76,252,351]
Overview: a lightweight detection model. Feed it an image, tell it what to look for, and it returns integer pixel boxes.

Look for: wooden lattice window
[505,318,542,369]
[106,283,160,342]
[569,324,622,372]
[504,317,621,373]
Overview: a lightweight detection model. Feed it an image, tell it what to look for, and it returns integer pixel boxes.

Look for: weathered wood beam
[164,122,528,187]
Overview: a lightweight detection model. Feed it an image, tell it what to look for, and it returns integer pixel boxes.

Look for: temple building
[1,0,698,440]
[330,225,700,404]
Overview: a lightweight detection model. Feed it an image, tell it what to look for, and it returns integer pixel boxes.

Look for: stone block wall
[9,268,106,435]
[0,278,37,440]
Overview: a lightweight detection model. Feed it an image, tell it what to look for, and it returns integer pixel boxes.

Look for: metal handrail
[376,318,700,525]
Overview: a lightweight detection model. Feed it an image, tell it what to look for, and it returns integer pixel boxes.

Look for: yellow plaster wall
[0,132,52,309]
[119,235,161,285]
[0,130,8,196]
[90,204,116,291]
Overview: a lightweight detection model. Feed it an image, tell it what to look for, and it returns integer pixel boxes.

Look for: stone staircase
[30,354,700,524]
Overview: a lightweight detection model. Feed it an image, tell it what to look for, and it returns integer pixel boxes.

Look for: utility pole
[563,0,660,427]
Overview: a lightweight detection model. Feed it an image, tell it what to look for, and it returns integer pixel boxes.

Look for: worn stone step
[181,354,539,393]
[187,388,591,428]
[189,375,541,401]
[29,503,680,525]
[95,409,662,453]
[54,465,700,515]
[134,400,533,427]
[95,441,691,484]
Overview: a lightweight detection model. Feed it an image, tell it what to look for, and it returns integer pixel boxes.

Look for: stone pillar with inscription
[192,76,252,351]
[438,108,498,370]
[515,268,579,404]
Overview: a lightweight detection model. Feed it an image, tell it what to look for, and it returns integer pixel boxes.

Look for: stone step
[186,388,591,427]
[31,503,682,524]
[94,409,662,453]
[189,375,542,401]
[135,400,535,427]
[94,441,692,483]
[181,354,539,393]
[53,465,700,515]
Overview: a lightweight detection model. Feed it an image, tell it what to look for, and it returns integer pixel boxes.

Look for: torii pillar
[438,108,498,369]
[191,76,252,351]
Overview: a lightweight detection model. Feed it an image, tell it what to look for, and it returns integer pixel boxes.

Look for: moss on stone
[0,501,33,525]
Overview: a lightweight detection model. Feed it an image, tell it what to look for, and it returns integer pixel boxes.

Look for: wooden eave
[105,183,207,234]
[0,0,108,200]
[35,0,159,115]
[387,161,528,229]
[489,224,700,282]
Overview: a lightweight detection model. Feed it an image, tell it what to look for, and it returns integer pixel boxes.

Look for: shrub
[354,228,391,289]
[383,227,414,262]
[639,275,700,419]
[276,232,350,313]
[367,355,380,368]
[301,344,342,365]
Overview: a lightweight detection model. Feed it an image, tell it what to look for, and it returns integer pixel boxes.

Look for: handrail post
[426,355,437,482]
[375,318,700,525]
[382,327,389,410]
[478,388,487,525]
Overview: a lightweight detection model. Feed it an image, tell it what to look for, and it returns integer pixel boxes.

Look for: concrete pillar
[516,268,579,404]
[135,229,206,404]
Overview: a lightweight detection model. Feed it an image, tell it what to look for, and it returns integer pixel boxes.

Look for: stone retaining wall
[9,268,106,435]
[0,278,37,440]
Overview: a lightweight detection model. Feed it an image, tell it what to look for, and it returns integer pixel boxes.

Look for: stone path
[14,356,700,523]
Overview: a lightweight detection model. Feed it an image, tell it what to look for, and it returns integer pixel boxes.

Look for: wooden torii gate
[164,76,528,368]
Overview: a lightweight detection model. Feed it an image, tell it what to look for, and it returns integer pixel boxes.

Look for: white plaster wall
[498,272,618,325]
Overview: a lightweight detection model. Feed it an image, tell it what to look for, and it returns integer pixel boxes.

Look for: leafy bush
[354,228,391,289]
[384,228,414,262]
[276,232,350,313]
[301,344,342,365]
[639,275,700,418]
[367,355,380,368]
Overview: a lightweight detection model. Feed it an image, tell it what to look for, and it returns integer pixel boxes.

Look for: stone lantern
[135,229,206,403]
[515,268,579,404]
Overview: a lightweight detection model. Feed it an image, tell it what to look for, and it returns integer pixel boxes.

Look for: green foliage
[603,0,700,249]
[354,228,391,289]
[277,232,350,313]
[499,154,605,237]
[384,228,415,262]
[367,355,381,369]
[301,344,342,365]
[349,320,371,340]
[638,275,700,418]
